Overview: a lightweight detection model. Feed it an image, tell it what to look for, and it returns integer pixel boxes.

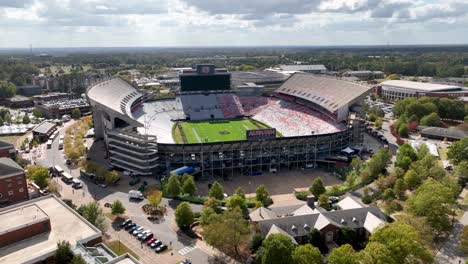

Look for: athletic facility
[87,65,371,177]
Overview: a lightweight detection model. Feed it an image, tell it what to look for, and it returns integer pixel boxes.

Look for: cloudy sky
[1,0,468,47]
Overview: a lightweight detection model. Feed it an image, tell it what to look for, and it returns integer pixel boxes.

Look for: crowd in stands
[131,93,345,142]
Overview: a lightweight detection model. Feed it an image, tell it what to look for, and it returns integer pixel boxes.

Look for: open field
[176,119,268,143]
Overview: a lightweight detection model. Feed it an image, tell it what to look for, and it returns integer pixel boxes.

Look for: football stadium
[87,65,371,178]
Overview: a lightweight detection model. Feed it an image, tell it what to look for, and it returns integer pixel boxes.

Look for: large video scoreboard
[180,65,231,92]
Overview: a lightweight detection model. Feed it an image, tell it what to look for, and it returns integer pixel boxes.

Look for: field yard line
[191,127,202,143]
[242,124,250,130]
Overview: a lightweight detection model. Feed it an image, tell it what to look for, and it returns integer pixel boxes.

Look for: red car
[146,238,156,246]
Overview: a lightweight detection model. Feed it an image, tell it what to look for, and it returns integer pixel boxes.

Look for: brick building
[0,158,28,206]
[0,141,15,158]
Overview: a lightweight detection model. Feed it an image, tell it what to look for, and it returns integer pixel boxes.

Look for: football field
[177,119,265,143]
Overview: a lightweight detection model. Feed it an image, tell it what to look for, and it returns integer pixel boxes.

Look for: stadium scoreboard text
[246,128,276,141]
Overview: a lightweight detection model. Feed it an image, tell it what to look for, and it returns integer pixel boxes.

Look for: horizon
[1,0,468,47]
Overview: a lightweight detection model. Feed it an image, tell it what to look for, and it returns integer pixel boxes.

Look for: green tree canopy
[447,137,468,164]
[309,177,326,197]
[0,82,16,99]
[256,184,270,206]
[55,240,74,264]
[166,174,181,197]
[71,108,81,119]
[407,178,458,231]
[420,112,441,126]
[291,244,323,264]
[454,161,468,183]
[22,115,30,124]
[398,124,408,137]
[182,175,197,196]
[26,165,49,188]
[357,242,396,264]
[328,244,358,264]
[175,202,194,230]
[370,222,433,263]
[226,195,248,214]
[403,169,421,189]
[111,200,125,216]
[258,234,295,264]
[77,201,107,231]
[203,208,250,258]
[208,181,224,200]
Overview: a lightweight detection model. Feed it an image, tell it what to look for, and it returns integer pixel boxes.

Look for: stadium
[87,65,371,178]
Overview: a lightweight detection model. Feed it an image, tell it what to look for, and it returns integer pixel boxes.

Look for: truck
[170,166,195,176]
[129,190,144,200]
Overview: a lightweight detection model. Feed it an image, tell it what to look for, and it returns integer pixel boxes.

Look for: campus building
[0,158,28,206]
[87,66,370,177]
[378,80,468,101]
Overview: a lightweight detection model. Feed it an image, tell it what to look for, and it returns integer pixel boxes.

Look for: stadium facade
[87,65,370,178]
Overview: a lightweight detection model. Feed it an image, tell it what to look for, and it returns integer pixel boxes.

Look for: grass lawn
[105,240,139,259]
[0,135,24,147]
[177,119,264,143]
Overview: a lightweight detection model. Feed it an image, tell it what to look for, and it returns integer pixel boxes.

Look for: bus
[46,140,52,149]
[62,172,73,184]
[58,139,64,150]
[50,131,59,141]
[53,165,64,177]
[71,179,82,189]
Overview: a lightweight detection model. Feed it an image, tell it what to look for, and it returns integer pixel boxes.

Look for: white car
[137,230,150,239]
[132,227,144,236]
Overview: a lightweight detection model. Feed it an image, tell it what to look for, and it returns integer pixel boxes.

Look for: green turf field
[177,119,265,143]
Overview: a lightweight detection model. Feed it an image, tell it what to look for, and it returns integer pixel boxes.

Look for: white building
[380,80,464,101]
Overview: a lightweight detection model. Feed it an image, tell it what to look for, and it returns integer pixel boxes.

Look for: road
[37,121,225,264]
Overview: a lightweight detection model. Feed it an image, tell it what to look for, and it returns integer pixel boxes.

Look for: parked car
[129,177,141,186]
[329,196,340,204]
[155,244,168,253]
[124,223,136,230]
[120,219,132,228]
[137,230,150,239]
[180,259,192,264]
[98,183,107,188]
[150,240,162,248]
[140,232,153,241]
[132,227,145,236]
[146,238,156,246]
[128,225,139,232]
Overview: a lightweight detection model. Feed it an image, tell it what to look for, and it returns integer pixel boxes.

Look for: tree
[460,226,468,254]
[208,181,224,200]
[454,161,468,183]
[291,244,323,264]
[367,148,391,179]
[203,208,250,258]
[309,177,326,197]
[182,175,197,196]
[258,233,295,264]
[104,170,120,184]
[26,165,49,188]
[55,240,74,263]
[420,112,441,126]
[358,242,396,264]
[32,109,43,118]
[71,108,81,119]
[368,112,377,122]
[226,195,248,214]
[3,112,12,124]
[375,118,383,129]
[393,179,406,199]
[318,194,330,210]
[203,197,221,213]
[77,202,107,231]
[328,244,358,264]
[200,207,218,226]
[111,200,125,216]
[147,190,162,207]
[235,187,246,200]
[370,222,433,263]
[396,143,416,171]
[0,116,3,126]
[398,124,408,137]
[256,184,270,206]
[382,188,395,201]
[448,137,468,164]
[22,115,30,124]
[175,202,194,230]
[166,174,181,197]
[403,169,421,189]
[0,82,16,99]
[350,157,363,173]
[407,178,458,231]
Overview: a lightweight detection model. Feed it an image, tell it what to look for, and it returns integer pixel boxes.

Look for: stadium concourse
[131,95,345,143]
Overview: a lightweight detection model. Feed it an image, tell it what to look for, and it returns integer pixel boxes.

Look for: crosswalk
[178,245,197,255]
